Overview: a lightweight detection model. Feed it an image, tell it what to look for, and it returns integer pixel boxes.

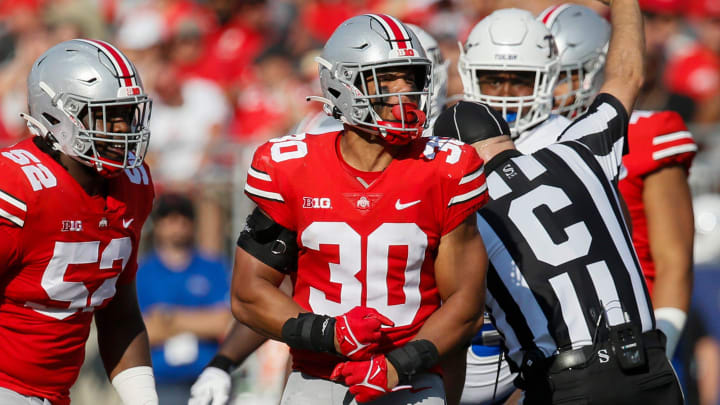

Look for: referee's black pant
[518,330,684,405]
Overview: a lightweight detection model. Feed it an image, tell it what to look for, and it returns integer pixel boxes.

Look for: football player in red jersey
[0,39,158,405]
[231,14,489,405]
[188,23,453,405]
[620,110,696,357]
[543,4,697,359]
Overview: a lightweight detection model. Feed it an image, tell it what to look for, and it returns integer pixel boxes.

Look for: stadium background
[1,0,719,404]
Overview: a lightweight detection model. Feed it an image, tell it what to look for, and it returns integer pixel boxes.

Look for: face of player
[81,104,137,164]
[364,66,422,122]
[554,70,581,109]
[475,70,535,116]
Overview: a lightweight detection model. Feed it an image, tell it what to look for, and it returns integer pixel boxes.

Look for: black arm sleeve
[236,208,298,273]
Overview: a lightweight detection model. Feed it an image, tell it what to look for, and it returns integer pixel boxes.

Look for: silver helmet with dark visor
[311,14,432,145]
[23,39,151,175]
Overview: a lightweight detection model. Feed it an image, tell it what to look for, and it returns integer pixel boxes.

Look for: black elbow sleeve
[236,208,298,273]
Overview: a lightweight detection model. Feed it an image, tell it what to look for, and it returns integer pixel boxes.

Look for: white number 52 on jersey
[26,238,132,320]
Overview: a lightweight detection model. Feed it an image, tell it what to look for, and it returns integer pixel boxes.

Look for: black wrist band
[206,354,235,373]
[386,340,440,385]
[281,313,337,354]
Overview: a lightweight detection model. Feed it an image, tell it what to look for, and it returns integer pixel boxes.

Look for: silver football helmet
[23,39,151,175]
[458,9,559,137]
[406,24,448,125]
[539,4,610,118]
[311,14,432,145]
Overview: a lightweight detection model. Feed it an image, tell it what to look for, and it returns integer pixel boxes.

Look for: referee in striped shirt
[434,1,684,403]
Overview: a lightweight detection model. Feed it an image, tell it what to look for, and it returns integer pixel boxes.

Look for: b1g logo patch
[303,197,332,209]
[61,220,83,232]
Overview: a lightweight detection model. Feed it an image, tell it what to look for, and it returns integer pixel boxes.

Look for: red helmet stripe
[81,39,137,87]
[376,14,410,49]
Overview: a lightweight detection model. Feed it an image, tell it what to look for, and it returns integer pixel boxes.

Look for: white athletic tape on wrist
[654,307,687,359]
[111,366,159,405]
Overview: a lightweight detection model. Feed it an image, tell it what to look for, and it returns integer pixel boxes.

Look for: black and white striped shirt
[479,94,654,368]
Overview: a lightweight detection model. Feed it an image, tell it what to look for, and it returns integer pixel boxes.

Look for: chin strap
[305,95,333,107]
[306,95,351,124]
[20,112,66,154]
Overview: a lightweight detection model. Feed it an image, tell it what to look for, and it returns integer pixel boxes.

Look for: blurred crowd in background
[2,0,720,404]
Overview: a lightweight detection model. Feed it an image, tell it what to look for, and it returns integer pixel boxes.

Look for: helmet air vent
[42,113,60,125]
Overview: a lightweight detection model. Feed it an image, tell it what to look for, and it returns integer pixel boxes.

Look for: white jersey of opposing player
[514,114,572,154]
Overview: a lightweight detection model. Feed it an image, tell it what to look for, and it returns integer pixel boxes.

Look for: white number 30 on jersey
[302,222,427,327]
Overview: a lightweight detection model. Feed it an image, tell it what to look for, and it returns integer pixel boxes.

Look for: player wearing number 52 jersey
[0,39,158,405]
[233,14,489,405]
[0,139,153,404]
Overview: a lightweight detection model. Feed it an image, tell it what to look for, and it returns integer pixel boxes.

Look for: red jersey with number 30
[244,131,488,378]
[619,111,696,294]
[0,138,154,405]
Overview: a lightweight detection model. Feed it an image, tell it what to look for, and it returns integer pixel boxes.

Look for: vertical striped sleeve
[558,93,629,183]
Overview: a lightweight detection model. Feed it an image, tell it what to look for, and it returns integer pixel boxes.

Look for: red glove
[335,307,394,360]
[331,355,409,403]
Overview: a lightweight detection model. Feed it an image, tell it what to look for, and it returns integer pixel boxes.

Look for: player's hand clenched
[331,355,409,403]
[334,307,394,360]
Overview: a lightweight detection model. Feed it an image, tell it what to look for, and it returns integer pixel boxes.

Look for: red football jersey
[244,131,488,378]
[619,111,696,294]
[0,138,154,405]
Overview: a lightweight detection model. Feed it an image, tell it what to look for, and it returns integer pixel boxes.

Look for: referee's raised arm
[598,0,645,115]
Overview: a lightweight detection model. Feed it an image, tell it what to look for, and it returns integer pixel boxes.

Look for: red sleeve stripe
[652,131,693,145]
[0,207,23,227]
[652,144,698,161]
[448,182,487,207]
[0,190,26,212]
[459,166,484,185]
[244,183,285,203]
[248,166,272,181]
